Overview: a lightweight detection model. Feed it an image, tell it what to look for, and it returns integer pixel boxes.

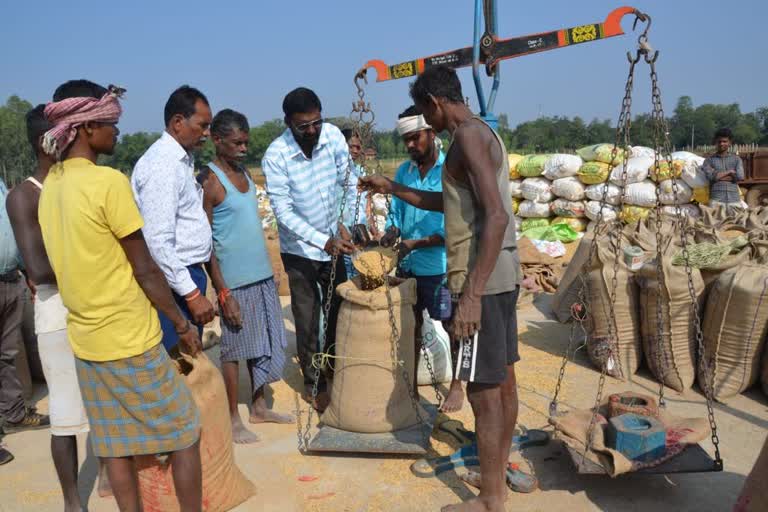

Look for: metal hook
[354,67,369,98]
[632,10,652,44]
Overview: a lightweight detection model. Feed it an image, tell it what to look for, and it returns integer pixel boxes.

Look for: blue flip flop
[411,429,549,478]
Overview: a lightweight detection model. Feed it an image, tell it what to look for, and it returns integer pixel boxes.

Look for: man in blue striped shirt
[702,127,745,215]
[262,88,357,411]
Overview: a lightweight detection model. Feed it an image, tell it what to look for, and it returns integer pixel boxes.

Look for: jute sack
[550,400,709,477]
[551,233,593,323]
[735,435,768,511]
[322,277,419,433]
[700,264,768,402]
[584,225,642,379]
[635,223,704,392]
[136,353,256,512]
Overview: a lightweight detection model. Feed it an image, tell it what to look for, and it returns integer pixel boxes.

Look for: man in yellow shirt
[38,79,203,511]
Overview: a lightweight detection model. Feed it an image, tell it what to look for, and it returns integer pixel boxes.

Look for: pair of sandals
[411,420,549,493]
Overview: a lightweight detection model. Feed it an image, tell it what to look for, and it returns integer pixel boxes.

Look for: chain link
[555,13,722,471]
[646,54,721,469]
[297,75,441,452]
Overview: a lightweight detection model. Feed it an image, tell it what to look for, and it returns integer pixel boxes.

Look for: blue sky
[2,0,766,133]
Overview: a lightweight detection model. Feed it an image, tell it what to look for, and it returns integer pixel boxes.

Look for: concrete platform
[0,294,764,511]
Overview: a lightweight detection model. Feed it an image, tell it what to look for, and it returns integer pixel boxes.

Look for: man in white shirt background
[132,86,215,352]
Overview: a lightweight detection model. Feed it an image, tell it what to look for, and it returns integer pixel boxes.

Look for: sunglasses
[293,118,323,134]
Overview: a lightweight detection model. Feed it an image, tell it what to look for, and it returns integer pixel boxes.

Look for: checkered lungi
[220,277,287,390]
[75,343,200,458]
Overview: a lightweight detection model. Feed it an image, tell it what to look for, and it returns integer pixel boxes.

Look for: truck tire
[745,185,768,207]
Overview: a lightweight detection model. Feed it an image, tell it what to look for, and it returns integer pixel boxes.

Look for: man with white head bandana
[380,105,464,412]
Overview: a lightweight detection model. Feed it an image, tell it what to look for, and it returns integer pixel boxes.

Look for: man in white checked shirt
[262,87,357,412]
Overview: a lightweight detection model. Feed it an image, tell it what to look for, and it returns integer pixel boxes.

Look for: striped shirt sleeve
[262,153,330,251]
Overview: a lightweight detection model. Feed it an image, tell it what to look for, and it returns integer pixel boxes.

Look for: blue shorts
[398,271,452,321]
[158,264,207,352]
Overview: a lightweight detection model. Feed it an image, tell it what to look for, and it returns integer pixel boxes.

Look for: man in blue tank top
[198,109,293,445]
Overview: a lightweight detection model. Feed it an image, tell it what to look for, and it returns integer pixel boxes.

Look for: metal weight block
[608,392,658,419]
[606,413,666,463]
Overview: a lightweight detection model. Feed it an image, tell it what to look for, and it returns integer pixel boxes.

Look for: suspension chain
[646,53,722,469]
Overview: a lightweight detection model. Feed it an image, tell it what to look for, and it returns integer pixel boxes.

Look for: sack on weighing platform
[661,204,701,219]
[585,201,619,222]
[551,177,586,201]
[521,177,554,202]
[508,153,523,179]
[659,179,694,205]
[543,154,583,180]
[322,277,420,433]
[517,154,551,177]
[518,200,552,218]
[585,183,623,206]
[551,198,586,218]
[577,143,627,164]
[511,197,520,214]
[609,156,652,185]
[509,179,523,199]
[577,162,612,185]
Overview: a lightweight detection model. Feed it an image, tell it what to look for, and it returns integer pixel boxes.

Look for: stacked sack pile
[509,146,711,237]
[510,152,589,236]
[552,206,768,402]
[576,144,708,226]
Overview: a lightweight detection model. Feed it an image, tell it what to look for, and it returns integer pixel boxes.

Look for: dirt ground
[1,294,765,512]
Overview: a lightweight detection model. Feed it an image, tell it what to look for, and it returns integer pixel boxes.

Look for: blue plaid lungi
[75,343,200,458]
[220,277,287,390]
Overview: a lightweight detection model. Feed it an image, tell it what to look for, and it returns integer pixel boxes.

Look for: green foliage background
[1,94,766,185]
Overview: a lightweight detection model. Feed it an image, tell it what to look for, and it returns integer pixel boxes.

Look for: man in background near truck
[6,105,94,510]
[132,86,215,354]
[703,127,745,215]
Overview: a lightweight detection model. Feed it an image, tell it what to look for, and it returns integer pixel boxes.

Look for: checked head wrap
[42,85,125,159]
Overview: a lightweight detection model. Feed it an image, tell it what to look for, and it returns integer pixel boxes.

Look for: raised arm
[359,175,443,212]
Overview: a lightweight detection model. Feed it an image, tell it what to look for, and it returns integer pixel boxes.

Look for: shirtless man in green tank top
[360,65,521,512]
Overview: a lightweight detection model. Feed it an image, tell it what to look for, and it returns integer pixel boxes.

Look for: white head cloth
[396,115,432,136]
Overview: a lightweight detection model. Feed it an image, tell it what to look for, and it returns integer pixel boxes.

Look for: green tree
[103,132,160,173]
[0,96,34,185]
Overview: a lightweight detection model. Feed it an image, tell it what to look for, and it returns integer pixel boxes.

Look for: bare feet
[441,496,505,512]
[231,414,260,444]
[250,399,295,424]
[440,380,465,413]
[97,462,113,498]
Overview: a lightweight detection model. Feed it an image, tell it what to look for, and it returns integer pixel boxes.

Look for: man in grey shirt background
[132,86,215,352]
[702,127,745,214]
